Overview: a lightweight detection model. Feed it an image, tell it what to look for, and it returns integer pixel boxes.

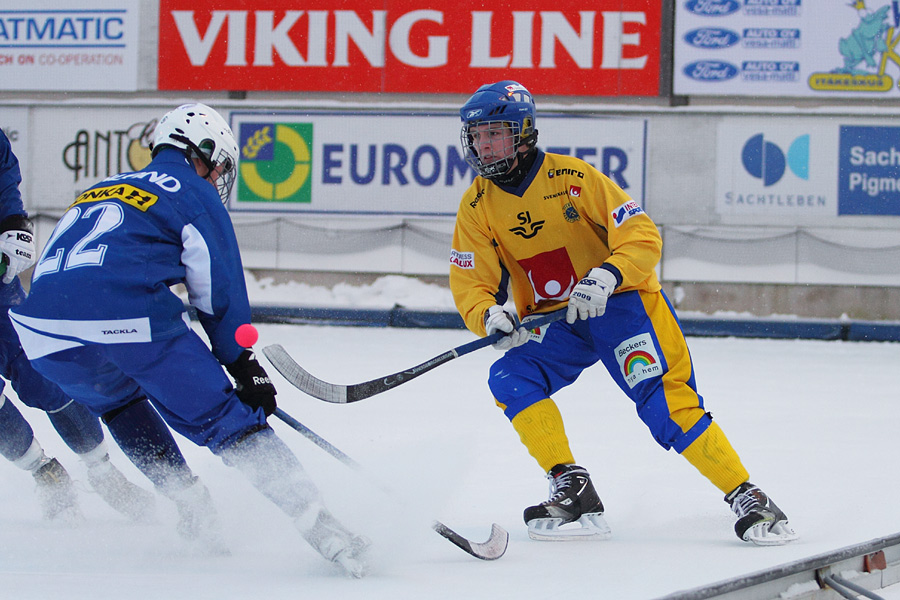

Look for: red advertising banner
[158,0,660,96]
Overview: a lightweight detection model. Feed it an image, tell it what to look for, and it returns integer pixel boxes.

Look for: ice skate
[524,464,611,541]
[33,457,82,523]
[167,476,230,555]
[298,507,371,578]
[726,482,798,546]
[87,458,156,522]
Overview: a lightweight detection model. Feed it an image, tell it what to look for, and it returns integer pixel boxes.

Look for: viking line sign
[158,0,661,96]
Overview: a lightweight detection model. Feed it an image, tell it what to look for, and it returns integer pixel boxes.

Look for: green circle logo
[238,123,312,203]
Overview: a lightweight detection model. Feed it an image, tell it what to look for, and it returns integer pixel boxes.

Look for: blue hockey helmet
[459,81,538,180]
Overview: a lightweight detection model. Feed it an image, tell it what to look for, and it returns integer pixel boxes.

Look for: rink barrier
[654,531,900,600]
[229,306,900,343]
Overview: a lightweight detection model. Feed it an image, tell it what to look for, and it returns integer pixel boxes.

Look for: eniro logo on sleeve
[450,249,474,269]
[615,332,663,388]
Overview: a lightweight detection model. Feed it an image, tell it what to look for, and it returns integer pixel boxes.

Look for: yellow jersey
[450,150,662,337]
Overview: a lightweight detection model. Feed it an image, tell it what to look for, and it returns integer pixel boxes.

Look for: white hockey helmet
[151,103,238,203]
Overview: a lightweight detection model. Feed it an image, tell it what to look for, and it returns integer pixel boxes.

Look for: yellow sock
[680,421,749,494]
[509,398,575,472]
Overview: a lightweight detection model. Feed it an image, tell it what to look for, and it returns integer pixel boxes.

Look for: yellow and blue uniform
[450,149,749,494]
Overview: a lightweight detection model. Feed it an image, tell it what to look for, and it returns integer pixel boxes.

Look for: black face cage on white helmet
[170,133,236,205]
[151,103,238,204]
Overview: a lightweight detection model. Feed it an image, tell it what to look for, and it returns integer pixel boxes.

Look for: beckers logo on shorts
[615,333,663,388]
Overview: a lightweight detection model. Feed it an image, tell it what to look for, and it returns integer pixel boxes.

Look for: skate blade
[527,513,612,542]
[334,536,372,578]
[744,521,799,546]
[335,554,369,579]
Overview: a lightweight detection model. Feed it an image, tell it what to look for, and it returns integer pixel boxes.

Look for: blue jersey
[11,148,249,365]
[0,129,28,222]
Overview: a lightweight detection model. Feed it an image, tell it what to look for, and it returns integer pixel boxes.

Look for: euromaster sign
[158,0,660,96]
[0,0,139,91]
[228,111,646,216]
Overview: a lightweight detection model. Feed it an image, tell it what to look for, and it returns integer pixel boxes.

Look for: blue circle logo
[741,133,810,186]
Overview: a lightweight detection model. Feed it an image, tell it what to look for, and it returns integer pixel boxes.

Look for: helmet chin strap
[169,134,217,179]
[493,146,537,186]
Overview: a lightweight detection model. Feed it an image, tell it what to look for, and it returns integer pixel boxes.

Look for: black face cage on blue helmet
[459,81,537,179]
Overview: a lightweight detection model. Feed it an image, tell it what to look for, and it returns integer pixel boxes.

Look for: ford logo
[684,0,741,16]
[683,60,739,81]
[684,27,740,48]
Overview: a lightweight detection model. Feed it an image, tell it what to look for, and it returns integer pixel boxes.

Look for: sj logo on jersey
[615,333,662,388]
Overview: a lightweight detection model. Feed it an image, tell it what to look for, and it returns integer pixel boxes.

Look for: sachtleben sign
[157,0,661,96]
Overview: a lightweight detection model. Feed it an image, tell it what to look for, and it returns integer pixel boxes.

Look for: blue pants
[0,279,71,412]
[30,329,266,454]
[489,290,711,453]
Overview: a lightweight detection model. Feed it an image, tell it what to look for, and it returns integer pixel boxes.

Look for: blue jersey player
[10,104,369,576]
[0,128,154,522]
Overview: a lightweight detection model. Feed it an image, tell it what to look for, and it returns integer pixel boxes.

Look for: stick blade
[262,344,349,403]
[432,521,509,561]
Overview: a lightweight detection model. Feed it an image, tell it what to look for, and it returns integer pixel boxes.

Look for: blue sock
[102,397,193,489]
[0,395,36,461]
[45,400,104,455]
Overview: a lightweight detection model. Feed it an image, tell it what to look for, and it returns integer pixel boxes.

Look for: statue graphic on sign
[807,1,897,92]
[837,2,891,75]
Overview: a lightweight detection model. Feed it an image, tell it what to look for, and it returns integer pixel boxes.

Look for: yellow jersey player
[449,80,797,546]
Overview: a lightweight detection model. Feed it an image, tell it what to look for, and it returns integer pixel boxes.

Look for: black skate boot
[33,457,82,523]
[725,482,798,546]
[523,464,611,541]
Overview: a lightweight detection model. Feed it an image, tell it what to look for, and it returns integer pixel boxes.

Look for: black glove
[225,349,277,416]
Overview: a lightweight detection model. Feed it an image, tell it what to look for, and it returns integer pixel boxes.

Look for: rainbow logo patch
[615,333,663,388]
[624,350,655,374]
